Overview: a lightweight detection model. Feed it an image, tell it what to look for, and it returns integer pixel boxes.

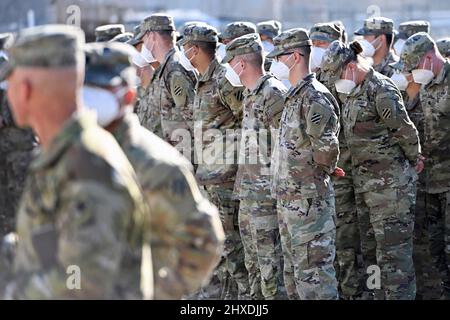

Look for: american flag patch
[311,113,322,124]
[382,108,391,119]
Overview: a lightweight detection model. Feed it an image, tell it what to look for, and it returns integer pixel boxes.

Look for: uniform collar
[287,72,315,97]
[158,47,176,76]
[375,51,398,72]
[198,58,220,83]
[30,111,96,171]
[428,60,450,87]
[111,110,139,146]
[245,74,271,96]
[348,68,374,98]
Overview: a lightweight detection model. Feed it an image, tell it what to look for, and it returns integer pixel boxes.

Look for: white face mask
[179,47,196,72]
[335,66,356,94]
[412,58,434,85]
[394,39,406,55]
[132,50,150,68]
[270,54,294,81]
[225,60,243,87]
[310,46,326,70]
[141,44,156,63]
[0,80,7,90]
[390,71,409,91]
[262,41,274,54]
[359,36,381,58]
[82,86,125,127]
[216,43,226,61]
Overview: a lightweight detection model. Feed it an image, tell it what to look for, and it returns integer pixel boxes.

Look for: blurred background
[0,0,449,40]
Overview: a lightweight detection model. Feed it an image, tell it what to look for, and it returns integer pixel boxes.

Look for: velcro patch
[311,113,323,124]
[382,108,391,119]
[174,85,183,96]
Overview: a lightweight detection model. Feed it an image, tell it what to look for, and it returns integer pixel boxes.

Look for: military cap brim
[127,33,144,46]
[354,26,372,36]
[266,47,284,59]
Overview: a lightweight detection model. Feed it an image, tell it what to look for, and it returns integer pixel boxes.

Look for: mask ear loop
[287,53,296,72]
[371,36,382,51]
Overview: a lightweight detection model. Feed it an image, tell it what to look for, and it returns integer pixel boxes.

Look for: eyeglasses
[275,51,304,62]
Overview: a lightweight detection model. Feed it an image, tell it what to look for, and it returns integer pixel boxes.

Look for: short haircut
[293,46,311,67]
[189,40,217,58]
[239,51,263,68]
[154,30,175,44]
[385,33,394,48]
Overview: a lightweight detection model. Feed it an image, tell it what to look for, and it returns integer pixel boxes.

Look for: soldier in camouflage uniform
[354,17,399,77]
[267,28,341,300]
[95,24,125,42]
[109,32,133,43]
[82,42,225,300]
[394,21,430,56]
[137,14,196,161]
[179,24,249,299]
[393,32,450,299]
[0,25,151,299]
[312,23,364,299]
[0,33,36,238]
[436,38,450,58]
[390,23,442,300]
[323,40,422,299]
[223,33,286,299]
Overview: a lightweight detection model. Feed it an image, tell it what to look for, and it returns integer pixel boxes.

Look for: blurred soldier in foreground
[179,24,248,299]
[354,17,398,77]
[0,33,36,238]
[82,41,224,299]
[323,40,422,299]
[0,24,151,299]
[267,28,341,300]
[393,32,450,299]
[224,33,286,299]
[95,24,125,42]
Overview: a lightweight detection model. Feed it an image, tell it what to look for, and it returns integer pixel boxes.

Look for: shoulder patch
[311,112,323,125]
[382,108,392,119]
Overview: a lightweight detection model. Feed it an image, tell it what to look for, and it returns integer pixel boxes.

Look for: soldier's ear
[20,77,32,103]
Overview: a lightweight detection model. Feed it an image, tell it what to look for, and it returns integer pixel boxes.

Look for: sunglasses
[275,51,304,62]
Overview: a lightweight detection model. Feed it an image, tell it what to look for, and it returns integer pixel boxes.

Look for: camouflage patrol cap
[127,25,144,46]
[135,14,176,40]
[266,28,312,59]
[222,33,262,64]
[179,24,218,46]
[84,42,136,87]
[436,38,450,57]
[219,21,257,42]
[321,40,355,80]
[390,32,435,73]
[176,21,206,43]
[95,24,125,42]
[398,20,430,40]
[310,22,341,43]
[0,24,85,81]
[257,20,282,39]
[0,33,14,50]
[354,17,394,36]
[109,32,134,43]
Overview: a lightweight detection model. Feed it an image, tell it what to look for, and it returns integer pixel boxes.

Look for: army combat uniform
[224,34,286,300]
[180,24,249,299]
[83,42,225,300]
[0,25,151,299]
[268,29,340,300]
[323,41,421,300]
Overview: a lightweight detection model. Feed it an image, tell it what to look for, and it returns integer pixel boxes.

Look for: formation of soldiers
[0,12,449,300]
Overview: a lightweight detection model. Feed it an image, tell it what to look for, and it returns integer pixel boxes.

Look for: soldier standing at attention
[267,28,341,300]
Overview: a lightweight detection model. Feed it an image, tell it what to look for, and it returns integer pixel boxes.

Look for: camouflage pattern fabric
[373,51,399,77]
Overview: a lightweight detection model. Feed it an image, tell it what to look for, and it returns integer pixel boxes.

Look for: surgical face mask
[359,36,381,57]
[262,40,274,54]
[335,66,356,94]
[82,86,125,127]
[412,58,434,85]
[394,39,406,55]
[310,46,326,70]
[179,47,196,72]
[216,43,226,61]
[141,44,156,63]
[390,71,409,91]
[270,54,294,80]
[132,50,150,67]
[225,60,243,87]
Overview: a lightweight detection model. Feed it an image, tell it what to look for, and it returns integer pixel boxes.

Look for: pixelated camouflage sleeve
[169,70,195,124]
[218,78,244,123]
[143,163,224,299]
[305,99,340,174]
[265,86,286,129]
[375,83,421,163]
[3,180,135,299]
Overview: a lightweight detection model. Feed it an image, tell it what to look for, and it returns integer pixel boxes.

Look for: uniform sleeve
[305,97,340,174]
[168,70,195,123]
[375,84,421,163]
[218,78,244,123]
[142,163,224,299]
[265,87,286,129]
[3,181,135,299]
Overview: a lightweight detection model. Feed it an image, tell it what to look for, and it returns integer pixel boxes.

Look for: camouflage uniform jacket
[137,65,164,139]
[112,111,224,299]
[2,112,149,299]
[420,60,450,193]
[373,51,399,77]
[193,58,244,185]
[234,74,286,201]
[343,68,420,194]
[150,48,196,145]
[273,73,340,201]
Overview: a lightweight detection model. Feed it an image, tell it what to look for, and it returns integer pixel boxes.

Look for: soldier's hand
[415,154,425,174]
[332,167,345,177]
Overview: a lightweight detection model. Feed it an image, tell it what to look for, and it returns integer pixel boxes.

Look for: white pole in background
[27,9,35,27]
